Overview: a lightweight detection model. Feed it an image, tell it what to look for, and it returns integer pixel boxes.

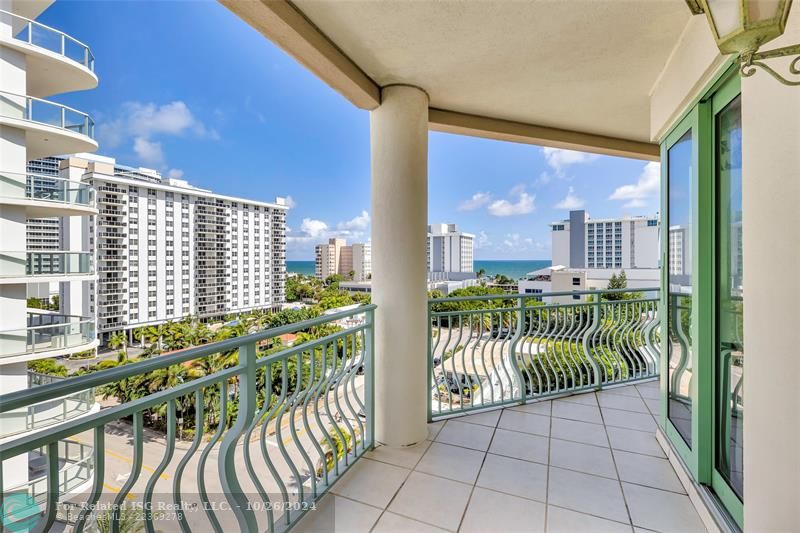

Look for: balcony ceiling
[225,0,691,157]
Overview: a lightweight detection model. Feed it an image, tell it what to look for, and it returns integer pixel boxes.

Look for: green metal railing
[0,305,375,532]
[428,288,660,420]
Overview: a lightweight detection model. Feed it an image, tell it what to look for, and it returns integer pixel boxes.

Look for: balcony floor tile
[488,427,549,465]
[435,420,495,451]
[388,471,473,531]
[372,511,449,533]
[416,442,485,484]
[546,505,633,533]
[550,417,609,448]
[295,383,708,532]
[477,453,548,502]
[622,482,706,532]
[552,399,603,424]
[549,439,618,479]
[461,487,546,533]
[329,458,409,509]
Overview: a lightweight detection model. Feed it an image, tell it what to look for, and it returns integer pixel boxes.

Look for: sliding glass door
[712,77,743,524]
[660,70,742,527]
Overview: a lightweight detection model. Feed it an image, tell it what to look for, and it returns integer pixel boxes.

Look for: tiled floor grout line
[366,434,434,533]
[600,404,636,530]
[544,402,554,533]
[454,417,499,533]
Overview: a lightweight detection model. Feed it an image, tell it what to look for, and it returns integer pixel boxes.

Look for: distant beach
[287,259,551,280]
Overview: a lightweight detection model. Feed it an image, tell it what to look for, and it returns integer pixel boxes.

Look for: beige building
[315,238,371,281]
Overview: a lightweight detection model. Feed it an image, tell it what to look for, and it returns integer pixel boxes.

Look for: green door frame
[660,62,743,528]
[709,74,744,528]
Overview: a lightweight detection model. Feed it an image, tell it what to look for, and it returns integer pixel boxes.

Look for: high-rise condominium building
[550,210,659,270]
[315,238,371,281]
[60,154,289,343]
[427,223,474,273]
[0,1,100,500]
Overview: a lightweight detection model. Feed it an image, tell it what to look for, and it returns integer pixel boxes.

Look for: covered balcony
[0,295,707,532]
[1,0,798,531]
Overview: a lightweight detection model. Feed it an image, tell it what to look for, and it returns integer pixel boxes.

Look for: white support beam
[220,0,381,110]
[429,108,660,161]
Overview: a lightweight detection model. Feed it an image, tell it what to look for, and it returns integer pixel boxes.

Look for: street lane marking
[73,437,169,480]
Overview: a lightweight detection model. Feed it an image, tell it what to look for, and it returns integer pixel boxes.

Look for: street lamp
[688,0,799,85]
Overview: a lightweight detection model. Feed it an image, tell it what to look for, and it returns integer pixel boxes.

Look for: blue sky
[41,0,660,261]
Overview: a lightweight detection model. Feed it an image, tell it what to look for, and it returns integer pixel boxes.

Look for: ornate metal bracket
[740,44,800,86]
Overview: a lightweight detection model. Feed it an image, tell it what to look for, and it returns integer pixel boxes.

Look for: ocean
[287,259,551,280]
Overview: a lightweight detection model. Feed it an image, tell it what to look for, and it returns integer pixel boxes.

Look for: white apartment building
[351,242,371,281]
[0,0,100,500]
[64,155,289,343]
[315,238,371,281]
[427,223,474,273]
[551,210,659,270]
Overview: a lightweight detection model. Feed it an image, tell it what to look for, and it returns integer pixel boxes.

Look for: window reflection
[667,130,693,447]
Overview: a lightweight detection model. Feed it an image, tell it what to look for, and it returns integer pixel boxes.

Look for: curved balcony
[2,440,94,525]
[0,171,96,217]
[0,312,97,363]
[0,251,95,284]
[0,372,96,439]
[0,9,97,97]
[0,90,97,160]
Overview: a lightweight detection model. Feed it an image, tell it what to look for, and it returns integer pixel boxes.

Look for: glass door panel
[667,130,694,448]
[715,95,743,500]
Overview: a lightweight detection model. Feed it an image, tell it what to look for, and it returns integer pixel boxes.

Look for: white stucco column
[741,10,800,530]
[370,85,429,447]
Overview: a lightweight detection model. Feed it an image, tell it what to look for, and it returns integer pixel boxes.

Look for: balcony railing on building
[428,288,660,420]
[0,251,93,279]
[0,312,95,359]
[0,8,95,70]
[0,289,661,531]
[0,90,94,138]
[0,172,95,208]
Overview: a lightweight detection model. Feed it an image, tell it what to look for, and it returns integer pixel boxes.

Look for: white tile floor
[295,381,707,533]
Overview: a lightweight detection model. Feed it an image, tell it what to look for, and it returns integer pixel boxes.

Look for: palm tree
[108,332,128,359]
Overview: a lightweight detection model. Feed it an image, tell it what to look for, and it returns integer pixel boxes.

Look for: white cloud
[299,218,329,238]
[458,192,491,211]
[133,138,164,167]
[287,211,371,247]
[96,100,217,170]
[283,196,297,209]
[476,231,490,248]
[542,147,599,176]
[609,162,660,206]
[166,168,184,179]
[337,210,370,231]
[126,101,216,139]
[554,186,585,210]
[488,187,535,217]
